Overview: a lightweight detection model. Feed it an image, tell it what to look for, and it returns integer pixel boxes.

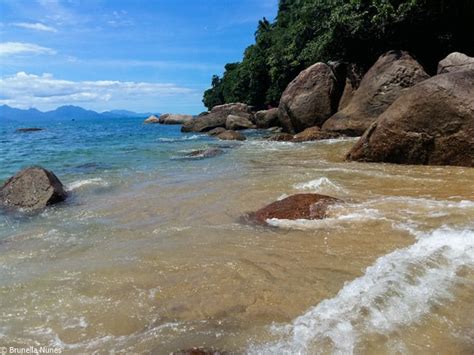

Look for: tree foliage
[203,0,474,110]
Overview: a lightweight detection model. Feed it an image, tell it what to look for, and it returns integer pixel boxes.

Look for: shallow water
[1,119,473,354]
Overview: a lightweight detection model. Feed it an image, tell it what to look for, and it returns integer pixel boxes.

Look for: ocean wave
[250,226,474,354]
[157,134,201,142]
[293,177,347,195]
[67,178,109,191]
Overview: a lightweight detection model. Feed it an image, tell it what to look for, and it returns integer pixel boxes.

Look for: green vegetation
[203,0,474,110]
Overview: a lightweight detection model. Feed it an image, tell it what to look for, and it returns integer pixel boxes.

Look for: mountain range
[0,105,157,121]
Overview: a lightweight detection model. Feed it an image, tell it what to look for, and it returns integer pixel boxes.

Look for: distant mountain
[0,105,158,121]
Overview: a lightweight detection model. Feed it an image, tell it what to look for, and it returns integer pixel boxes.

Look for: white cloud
[0,72,197,111]
[0,42,57,56]
[13,22,58,32]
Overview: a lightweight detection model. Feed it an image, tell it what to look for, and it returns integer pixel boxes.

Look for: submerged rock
[292,126,342,142]
[144,115,160,124]
[0,166,67,210]
[278,62,341,133]
[246,193,341,226]
[16,128,43,132]
[437,52,474,74]
[159,113,194,125]
[182,103,252,132]
[185,148,224,159]
[346,69,474,167]
[216,130,246,141]
[225,114,255,130]
[323,50,429,136]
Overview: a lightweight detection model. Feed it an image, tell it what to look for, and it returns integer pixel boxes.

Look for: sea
[1,117,473,354]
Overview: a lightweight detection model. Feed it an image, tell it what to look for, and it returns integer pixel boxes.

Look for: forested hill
[203,0,474,110]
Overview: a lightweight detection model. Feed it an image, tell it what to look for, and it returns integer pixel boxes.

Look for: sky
[0,0,278,114]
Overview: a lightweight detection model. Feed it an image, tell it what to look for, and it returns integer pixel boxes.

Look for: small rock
[292,126,341,142]
[16,128,43,132]
[217,130,246,141]
[246,193,341,226]
[0,167,67,211]
[255,108,279,128]
[207,127,227,136]
[172,348,226,355]
[144,115,160,124]
[266,133,294,141]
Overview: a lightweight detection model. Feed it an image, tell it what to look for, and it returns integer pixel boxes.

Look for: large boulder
[337,64,364,110]
[254,108,279,128]
[144,115,160,124]
[217,130,246,141]
[346,70,474,167]
[159,113,194,125]
[278,62,342,133]
[437,52,474,74]
[207,127,226,136]
[246,194,341,226]
[225,114,255,130]
[292,126,341,142]
[0,167,67,210]
[322,50,430,136]
[182,103,252,132]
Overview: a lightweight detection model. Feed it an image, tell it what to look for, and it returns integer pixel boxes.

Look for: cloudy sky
[0,0,278,114]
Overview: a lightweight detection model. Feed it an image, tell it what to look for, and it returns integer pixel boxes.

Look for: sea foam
[250,226,474,354]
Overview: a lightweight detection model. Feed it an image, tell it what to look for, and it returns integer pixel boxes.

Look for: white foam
[67,178,109,191]
[157,134,201,142]
[250,226,474,354]
[293,177,347,194]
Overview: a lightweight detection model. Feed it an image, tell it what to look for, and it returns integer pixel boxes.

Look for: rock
[207,127,226,136]
[437,52,474,74]
[197,111,209,117]
[246,193,341,226]
[225,114,255,130]
[346,70,474,167]
[337,64,364,110]
[322,50,430,136]
[144,115,160,124]
[216,130,246,141]
[159,113,194,125]
[278,62,341,133]
[255,108,279,128]
[266,133,294,141]
[0,167,67,210]
[267,126,282,133]
[292,126,342,142]
[16,128,43,132]
[182,103,252,132]
[185,148,224,159]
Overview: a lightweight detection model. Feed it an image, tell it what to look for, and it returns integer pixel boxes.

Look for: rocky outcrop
[323,50,430,136]
[225,114,255,130]
[182,103,252,132]
[292,126,341,142]
[159,113,194,125]
[217,130,246,141]
[16,128,43,132]
[144,115,160,124]
[437,52,474,74]
[0,167,67,210]
[255,108,279,128]
[347,70,474,167]
[278,62,341,133]
[207,127,226,136]
[246,193,341,226]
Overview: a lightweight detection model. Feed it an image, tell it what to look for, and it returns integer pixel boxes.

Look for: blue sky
[0,0,278,114]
